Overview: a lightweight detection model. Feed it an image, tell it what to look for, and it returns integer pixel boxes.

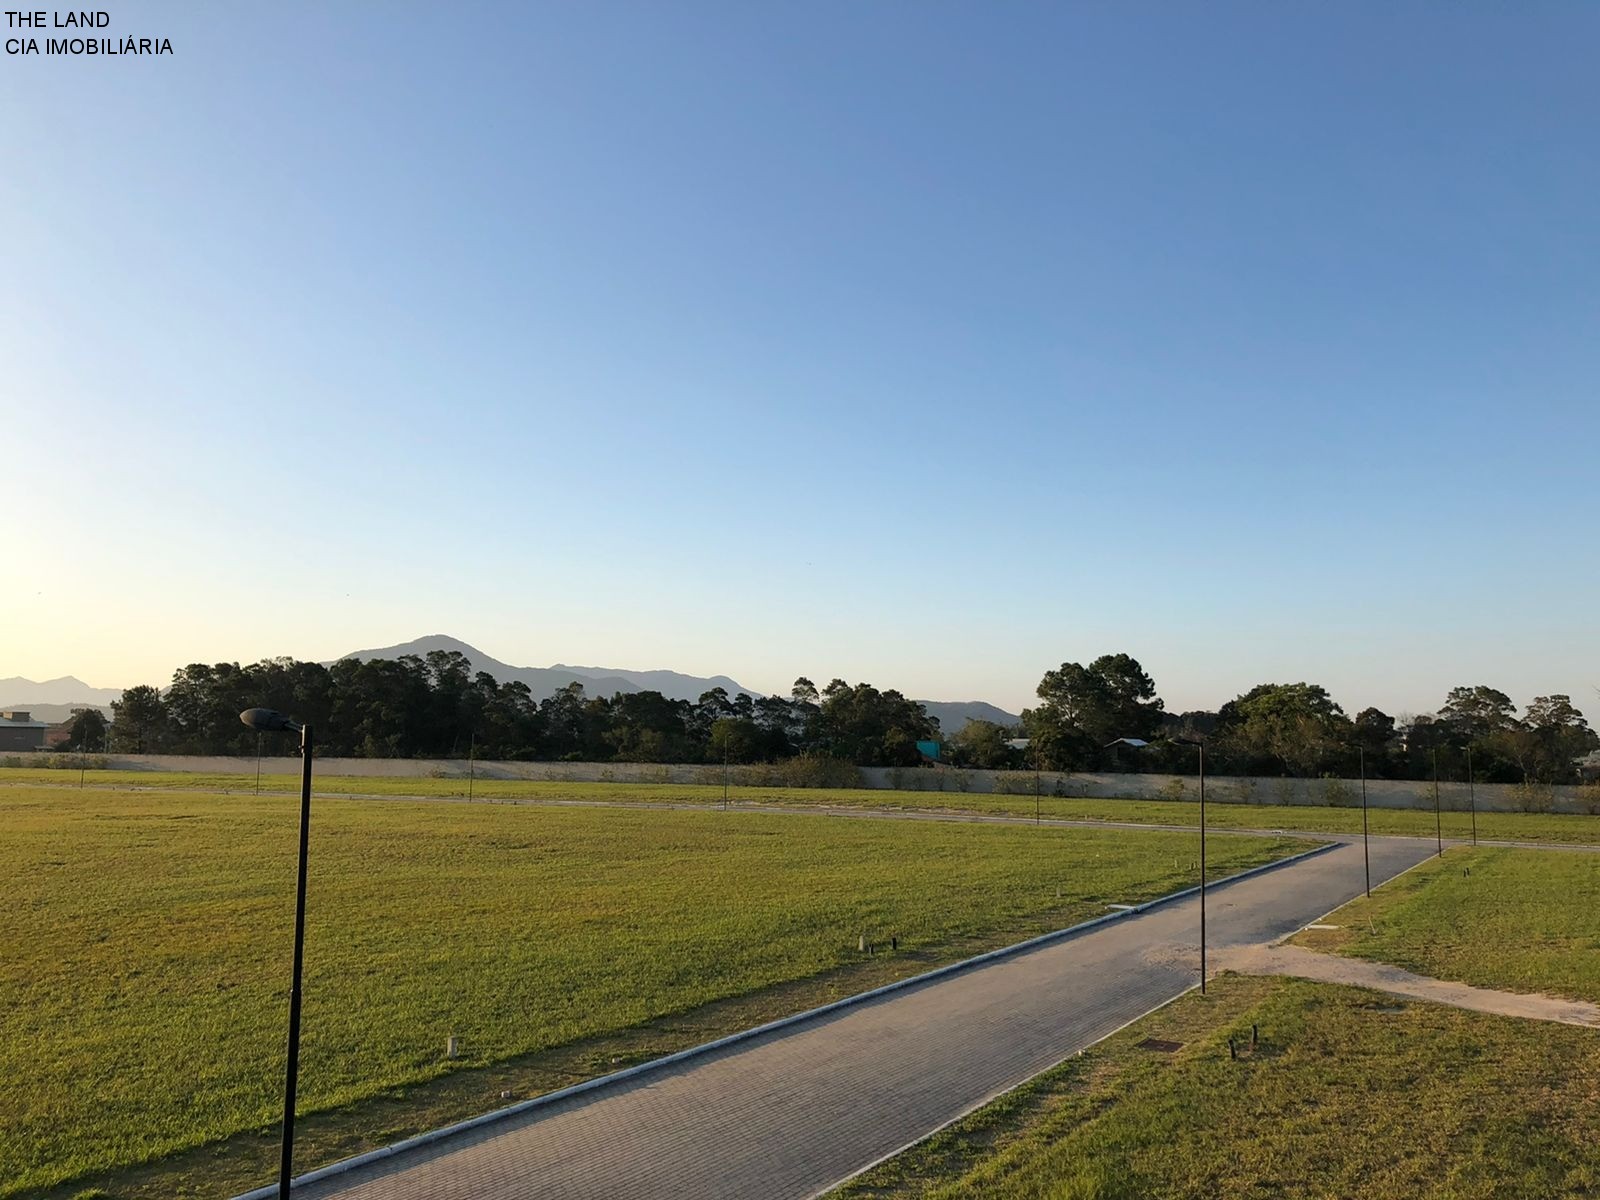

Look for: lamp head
[240,707,303,734]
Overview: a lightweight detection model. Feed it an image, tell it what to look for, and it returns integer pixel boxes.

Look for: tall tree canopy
[1023,653,1164,770]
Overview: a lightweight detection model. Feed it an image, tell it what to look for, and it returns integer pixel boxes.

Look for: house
[1579,750,1600,784]
[0,711,48,752]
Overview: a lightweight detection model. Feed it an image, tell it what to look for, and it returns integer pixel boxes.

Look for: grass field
[1292,845,1600,1002]
[5,765,1600,846]
[833,975,1600,1200]
[0,784,1308,1199]
[836,836,1600,1200]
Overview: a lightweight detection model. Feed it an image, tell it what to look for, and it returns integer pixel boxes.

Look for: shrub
[1509,781,1555,814]
[1320,777,1355,808]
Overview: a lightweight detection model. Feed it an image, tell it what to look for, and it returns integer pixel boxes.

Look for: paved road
[285,836,1435,1200]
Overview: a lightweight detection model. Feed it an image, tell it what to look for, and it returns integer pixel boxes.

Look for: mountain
[0,701,113,724]
[552,665,758,701]
[0,675,122,710]
[916,700,1022,735]
[335,635,762,704]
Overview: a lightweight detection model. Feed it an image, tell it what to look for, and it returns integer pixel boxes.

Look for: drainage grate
[1136,1038,1183,1053]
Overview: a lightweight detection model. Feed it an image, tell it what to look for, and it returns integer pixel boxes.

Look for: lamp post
[1359,746,1371,899]
[240,707,314,1200]
[1467,746,1477,847]
[1440,748,1452,857]
[1110,735,1205,993]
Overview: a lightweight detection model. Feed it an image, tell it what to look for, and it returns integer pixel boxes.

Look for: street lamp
[1359,746,1371,899]
[240,707,314,1200]
[1110,735,1206,994]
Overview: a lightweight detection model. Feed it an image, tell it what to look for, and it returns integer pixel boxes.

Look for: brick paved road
[287,836,1434,1200]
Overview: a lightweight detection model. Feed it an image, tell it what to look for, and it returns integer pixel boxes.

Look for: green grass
[0,784,1307,1199]
[834,975,1600,1200]
[6,765,1600,846]
[1293,846,1600,1002]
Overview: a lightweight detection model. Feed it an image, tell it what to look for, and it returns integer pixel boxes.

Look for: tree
[1512,695,1598,784]
[812,680,935,765]
[60,707,109,752]
[1351,707,1397,773]
[1438,686,1518,744]
[1214,682,1350,776]
[1023,654,1164,770]
[110,684,169,753]
[946,719,1019,769]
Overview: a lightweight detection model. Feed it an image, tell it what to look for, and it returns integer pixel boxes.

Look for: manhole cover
[1136,1038,1183,1053]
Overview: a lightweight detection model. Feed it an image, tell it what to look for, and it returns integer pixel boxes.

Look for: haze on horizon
[2,3,1595,720]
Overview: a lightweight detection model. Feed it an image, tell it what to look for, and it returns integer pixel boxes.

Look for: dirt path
[1214,943,1600,1027]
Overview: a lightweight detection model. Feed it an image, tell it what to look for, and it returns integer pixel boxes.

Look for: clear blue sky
[2,2,1596,717]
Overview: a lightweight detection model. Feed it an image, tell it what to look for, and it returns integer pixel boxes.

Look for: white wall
[21,753,1596,815]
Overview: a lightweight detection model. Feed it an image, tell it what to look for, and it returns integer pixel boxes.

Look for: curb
[227,838,1337,1200]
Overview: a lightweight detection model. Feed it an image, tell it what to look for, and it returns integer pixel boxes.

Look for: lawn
[6,765,1600,846]
[0,784,1307,1199]
[836,838,1600,1200]
[833,975,1600,1200]
[1292,845,1600,1002]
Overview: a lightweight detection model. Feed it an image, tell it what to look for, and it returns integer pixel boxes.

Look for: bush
[1320,777,1355,808]
[994,771,1043,795]
[1509,781,1555,813]
[40,754,107,772]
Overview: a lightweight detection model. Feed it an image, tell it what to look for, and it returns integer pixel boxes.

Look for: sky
[2,3,1596,717]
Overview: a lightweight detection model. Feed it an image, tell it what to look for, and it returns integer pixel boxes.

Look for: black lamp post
[1110,735,1206,993]
[1440,748,1452,857]
[241,707,313,1200]
[1359,746,1371,899]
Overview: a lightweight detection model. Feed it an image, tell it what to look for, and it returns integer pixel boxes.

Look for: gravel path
[1215,942,1600,1026]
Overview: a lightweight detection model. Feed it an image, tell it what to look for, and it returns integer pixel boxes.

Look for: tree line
[971,653,1594,785]
[97,651,936,766]
[71,650,1597,783]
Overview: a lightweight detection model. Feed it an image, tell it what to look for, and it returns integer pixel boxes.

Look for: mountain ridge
[0,675,122,709]
[335,635,761,705]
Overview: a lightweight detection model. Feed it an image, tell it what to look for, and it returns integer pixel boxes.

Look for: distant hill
[0,701,113,724]
[917,700,1022,735]
[0,675,122,711]
[335,635,762,704]
[552,664,757,701]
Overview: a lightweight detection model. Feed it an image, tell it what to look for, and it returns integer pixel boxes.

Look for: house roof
[0,716,48,729]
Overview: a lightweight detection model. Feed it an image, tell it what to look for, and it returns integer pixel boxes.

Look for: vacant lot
[1293,845,1600,1002]
[0,784,1305,1198]
[834,975,1600,1200]
[5,765,1599,845]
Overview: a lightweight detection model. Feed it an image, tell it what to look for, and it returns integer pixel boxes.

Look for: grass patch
[0,784,1306,1199]
[1292,846,1600,1002]
[5,767,1600,846]
[835,975,1600,1199]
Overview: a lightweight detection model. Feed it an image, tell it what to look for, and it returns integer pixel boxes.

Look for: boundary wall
[10,753,1595,814]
